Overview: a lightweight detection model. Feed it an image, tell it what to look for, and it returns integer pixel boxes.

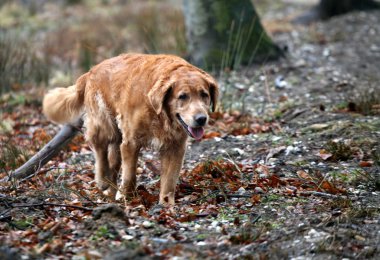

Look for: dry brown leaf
[316,149,333,160]
[297,170,313,180]
[359,161,373,167]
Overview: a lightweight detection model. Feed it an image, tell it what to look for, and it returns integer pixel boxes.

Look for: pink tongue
[188,126,204,140]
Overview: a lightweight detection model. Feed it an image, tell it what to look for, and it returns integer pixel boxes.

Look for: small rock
[370,44,379,52]
[285,145,301,155]
[254,187,264,194]
[355,235,365,241]
[234,83,246,90]
[211,221,219,227]
[142,221,153,229]
[237,187,246,195]
[323,48,330,57]
[275,76,288,89]
[151,238,168,243]
[231,148,244,155]
[259,173,268,178]
[122,235,134,240]
[305,228,330,243]
[194,224,201,230]
[309,123,329,131]
[267,158,278,165]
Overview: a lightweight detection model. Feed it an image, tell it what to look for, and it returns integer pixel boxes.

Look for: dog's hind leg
[103,142,121,197]
[86,117,113,191]
[92,143,113,191]
[116,140,140,200]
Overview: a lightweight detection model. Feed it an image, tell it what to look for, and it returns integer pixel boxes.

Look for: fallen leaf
[250,194,261,204]
[319,180,339,194]
[316,149,333,160]
[297,170,313,180]
[203,131,221,139]
[359,161,373,167]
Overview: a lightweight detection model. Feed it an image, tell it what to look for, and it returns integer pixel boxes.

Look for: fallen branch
[0,209,12,221]
[299,191,340,199]
[226,194,253,198]
[11,202,93,212]
[2,118,83,182]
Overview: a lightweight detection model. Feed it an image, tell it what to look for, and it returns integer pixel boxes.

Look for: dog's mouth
[176,114,204,140]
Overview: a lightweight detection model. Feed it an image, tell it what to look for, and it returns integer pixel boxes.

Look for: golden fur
[43,53,218,204]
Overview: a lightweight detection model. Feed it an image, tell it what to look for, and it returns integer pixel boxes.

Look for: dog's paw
[96,179,110,191]
[159,192,175,205]
[103,187,117,199]
[115,190,125,201]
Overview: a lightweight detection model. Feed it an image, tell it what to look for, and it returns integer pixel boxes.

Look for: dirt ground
[1,4,380,260]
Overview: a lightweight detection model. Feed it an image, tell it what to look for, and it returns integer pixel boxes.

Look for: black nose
[194,114,207,126]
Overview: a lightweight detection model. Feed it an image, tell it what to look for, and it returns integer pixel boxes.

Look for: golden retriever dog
[43,53,218,205]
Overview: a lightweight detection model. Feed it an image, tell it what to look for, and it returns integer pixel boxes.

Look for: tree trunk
[183,0,282,70]
[318,0,380,19]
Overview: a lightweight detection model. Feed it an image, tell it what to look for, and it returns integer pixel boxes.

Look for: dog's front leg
[116,140,140,200]
[159,141,187,205]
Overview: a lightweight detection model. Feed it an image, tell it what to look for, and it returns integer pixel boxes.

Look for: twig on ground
[11,202,93,212]
[227,194,253,198]
[251,214,261,224]
[62,184,97,206]
[0,209,12,221]
[19,167,60,183]
[299,191,340,199]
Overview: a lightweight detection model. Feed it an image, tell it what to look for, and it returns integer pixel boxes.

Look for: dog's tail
[43,73,88,124]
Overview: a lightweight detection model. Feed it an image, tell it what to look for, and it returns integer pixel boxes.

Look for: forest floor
[1,4,380,260]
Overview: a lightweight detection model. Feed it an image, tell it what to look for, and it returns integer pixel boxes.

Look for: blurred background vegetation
[0,0,187,94]
[1,0,378,96]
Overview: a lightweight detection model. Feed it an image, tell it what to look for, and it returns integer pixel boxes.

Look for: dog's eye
[200,92,209,99]
[178,93,188,100]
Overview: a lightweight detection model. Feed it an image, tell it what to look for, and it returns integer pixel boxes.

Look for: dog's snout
[194,114,207,126]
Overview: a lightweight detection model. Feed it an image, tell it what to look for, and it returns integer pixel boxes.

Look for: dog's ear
[148,77,175,114]
[198,71,219,112]
[208,81,219,112]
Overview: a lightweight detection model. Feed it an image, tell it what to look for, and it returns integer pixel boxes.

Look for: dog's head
[148,67,218,140]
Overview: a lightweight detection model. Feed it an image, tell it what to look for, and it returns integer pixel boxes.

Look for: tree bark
[183,0,282,70]
[2,118,83,182]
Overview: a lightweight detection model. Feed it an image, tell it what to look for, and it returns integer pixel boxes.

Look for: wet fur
[43,53,218,205]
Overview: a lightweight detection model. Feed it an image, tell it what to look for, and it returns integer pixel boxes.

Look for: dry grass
[0,138,30,175]
[0,32,49,94]
[0,0,186,93]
